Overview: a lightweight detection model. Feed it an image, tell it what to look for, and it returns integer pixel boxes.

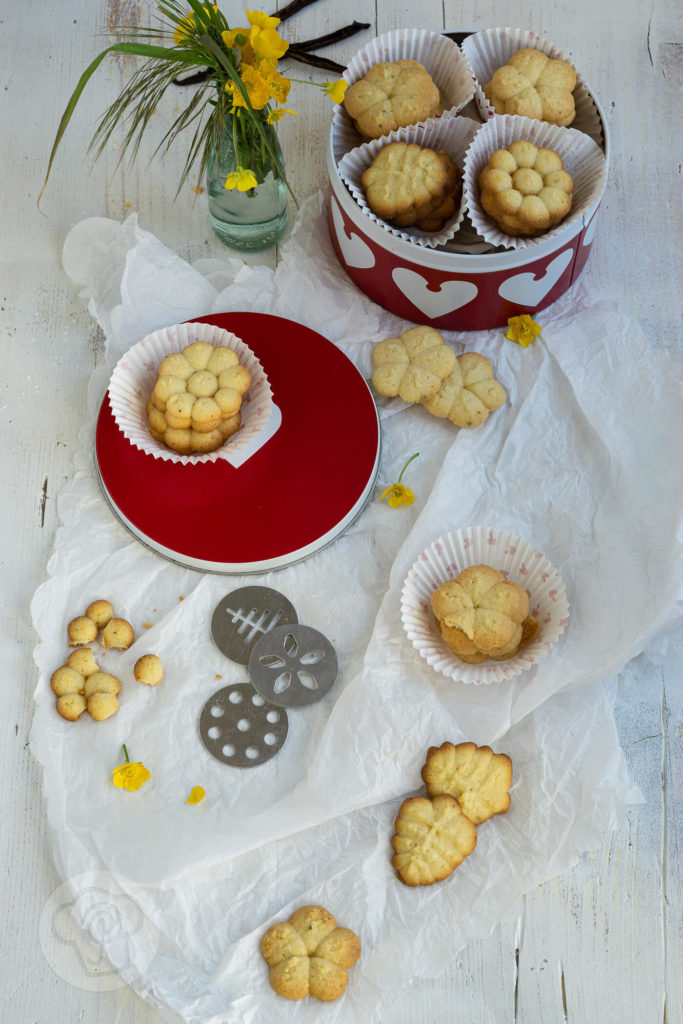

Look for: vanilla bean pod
[272,0,322,23]
[288,21,369,53]
[284,50,346,72]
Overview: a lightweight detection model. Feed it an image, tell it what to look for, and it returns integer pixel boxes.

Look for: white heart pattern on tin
[392,268,478,318]
[498,248,573,306]
[330,198,375,270]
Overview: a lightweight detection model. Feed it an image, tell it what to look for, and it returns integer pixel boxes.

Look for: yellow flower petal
[246,10,281,30]
[250,24,289,61]
[225,167,259,191]
[187,786,206,805]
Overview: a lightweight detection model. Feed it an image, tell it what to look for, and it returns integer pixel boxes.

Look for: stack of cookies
[146,341,251,456]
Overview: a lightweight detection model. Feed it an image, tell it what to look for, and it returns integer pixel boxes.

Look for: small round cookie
[85,599,114,630]
[67,615,98,647]
[56,693,88,722]
[134,654,164,687]
[84,671,121,699]
[101,617,135,650]
[183,341,215,370]
[66,647,99,677]
[50,666,86,697]
[87,692,119,721]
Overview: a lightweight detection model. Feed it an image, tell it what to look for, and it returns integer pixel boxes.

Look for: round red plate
[95,312,380,573]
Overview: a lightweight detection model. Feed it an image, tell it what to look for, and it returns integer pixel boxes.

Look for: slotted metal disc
[211,587,298,666]
[199,683,289,768]
[248,624,338,708]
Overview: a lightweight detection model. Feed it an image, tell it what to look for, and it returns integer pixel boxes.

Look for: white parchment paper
[31,195,682,1022]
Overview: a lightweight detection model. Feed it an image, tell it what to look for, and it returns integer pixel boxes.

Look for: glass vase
[206,110,288,252]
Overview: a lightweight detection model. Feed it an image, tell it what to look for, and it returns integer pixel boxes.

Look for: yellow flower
[225,166,258,191]
[267,107,297,124]
[380,452,419,509]
[227,63,272,110]
[258,63,291,104]
[112,743,150,791]
[112,761,150,791]
[187,786,206,804]
[222,27,254,65]
[506,314,542,348]
[250,25,289,61]
[381,483,415,508]
[323,79,348,104]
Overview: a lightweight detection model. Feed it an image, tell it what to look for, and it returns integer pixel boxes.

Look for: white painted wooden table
[2,1,681,1021]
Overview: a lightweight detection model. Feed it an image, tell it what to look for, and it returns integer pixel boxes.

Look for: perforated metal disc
[199,683,289,768]
[211,587,298,666]
[248,624,338,708]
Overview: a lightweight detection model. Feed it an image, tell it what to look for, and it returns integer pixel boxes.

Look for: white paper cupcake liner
[331,29,476,161]
[461,28,604,149]
[401,526,569,685]
[338,116,481,248]
[108,321,273,466]
[463,114,607,250]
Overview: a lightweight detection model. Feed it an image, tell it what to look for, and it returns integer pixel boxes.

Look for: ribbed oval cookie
[362,142,452,224]
[391,794,477,885]
[421,741,513,824]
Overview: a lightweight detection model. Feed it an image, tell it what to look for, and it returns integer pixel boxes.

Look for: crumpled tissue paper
[30,194,682,1022]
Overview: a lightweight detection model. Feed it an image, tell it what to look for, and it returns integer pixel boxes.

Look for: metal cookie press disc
[199,683,289,768]
[211,587,298,666]
[248,624,338,708]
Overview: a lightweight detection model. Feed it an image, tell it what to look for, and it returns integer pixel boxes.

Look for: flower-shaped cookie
[362,142,461,231]
[431,564,532,663]
[423,352,506,427]
[261,905,361,1002]
[483,48,576,127]
[479,140,573,237]
[371,326,456,404]
[421,741,513,824]
[51,650,121,722]
[147,341,251,455]
[344,59,440,139]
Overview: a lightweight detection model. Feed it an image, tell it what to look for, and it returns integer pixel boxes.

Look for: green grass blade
[39,41,200,203]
